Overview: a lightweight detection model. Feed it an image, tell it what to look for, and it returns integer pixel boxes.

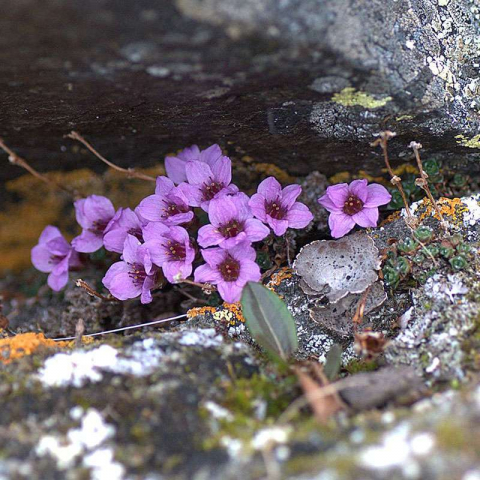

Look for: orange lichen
[0,333,68,364]
[381,210,402,225]
[267,267,293,289]
[222,302,245,324]
[253,163,295,184]
[417,197,467,225]
[187,302,245,326]
[187,306,217,319]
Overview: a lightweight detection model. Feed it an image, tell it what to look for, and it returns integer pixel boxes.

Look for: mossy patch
[332,88,392,109]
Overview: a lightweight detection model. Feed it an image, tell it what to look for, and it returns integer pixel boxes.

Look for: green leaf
[241,282,298,360]
[323,344,343,381]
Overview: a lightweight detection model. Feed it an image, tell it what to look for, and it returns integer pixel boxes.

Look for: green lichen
[455,134,480,149]
[332,88,392,109]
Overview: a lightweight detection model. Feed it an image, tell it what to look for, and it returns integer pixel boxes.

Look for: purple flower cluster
[31,143,390,304]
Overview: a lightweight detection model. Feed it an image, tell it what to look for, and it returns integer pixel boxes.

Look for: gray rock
[1,0,480,192]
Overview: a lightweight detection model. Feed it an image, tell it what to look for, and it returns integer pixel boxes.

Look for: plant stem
[0,138,79,198]
[67,131,156,182]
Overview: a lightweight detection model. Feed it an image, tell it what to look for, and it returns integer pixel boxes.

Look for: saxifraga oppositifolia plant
[0,131,442,306]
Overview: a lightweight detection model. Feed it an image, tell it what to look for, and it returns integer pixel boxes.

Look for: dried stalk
[0,138,79,198]
[67,131,156,182]
[371,131,417,228]
[409,141,447,229]
[76,279,119,302]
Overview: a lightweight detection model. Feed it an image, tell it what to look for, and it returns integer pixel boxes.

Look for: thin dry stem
[181,279,217,292]
[76,279,120,302]
[409,141,447,229]
[67,131,156,182]
[372,131,417,228]
[0,138,79,198]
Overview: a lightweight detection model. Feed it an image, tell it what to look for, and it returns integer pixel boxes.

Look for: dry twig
[67,131,156,182]
[409,141,447,229]
[371,131,417,228]
[76,279,120,302]
[0,138,79,198]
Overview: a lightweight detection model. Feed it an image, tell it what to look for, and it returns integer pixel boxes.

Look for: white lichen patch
[35,408,123,479]
[359,424,434,473]
[178,328,223,347]
[251,426,292,450]
[37,340,165,388]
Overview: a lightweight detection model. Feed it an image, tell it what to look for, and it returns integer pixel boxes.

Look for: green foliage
[323,344,343,381]
[241,282,298,361]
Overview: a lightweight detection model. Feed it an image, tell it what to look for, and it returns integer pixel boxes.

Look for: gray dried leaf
[309,281,387,337]
[293,233,381,303]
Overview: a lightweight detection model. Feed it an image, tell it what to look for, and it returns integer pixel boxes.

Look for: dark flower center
[166,241,186,261]
[89,219,109,235]
[343,195,364,216]
[128,263,148,287]
[49,254,65,265]
[127,228,143,241]
[219,256,240,282]
[219,220,243,239]
[201,181,224,201]
[265,200,287,220]
[162,202,189,219]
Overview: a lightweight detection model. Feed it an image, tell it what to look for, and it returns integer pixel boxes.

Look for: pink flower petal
[208,196,236,227]
[38,226,62,244]
[136,195,164,222]
[286,203,314,229]
[328,212,356,238]
[217,281,243,303]
[31,244,54,273]
[155,176,175,196]
[201,247,227,267]
[72,230,103,253]
[352,207,379,228]
[186,161,213,185]
[318,193,342,213]
[142,222,170,242]
[364,184,392,208]
[198,224,224,248]
[84,195,115,223]
[211,156,232,185]
[349,179,369,202]
[267,216,289,236]
[257,177,282,202]
[237,260,261,285]
[228,241,257,262]
[282,184,302,209]
[249,194,267,222]
[165,156,188,184]
[243,218,270,242]
[199,144,222,167]
[47,270,69,291]
[194,263,221,284]
[326,183,349,208]
[122,234,141,265]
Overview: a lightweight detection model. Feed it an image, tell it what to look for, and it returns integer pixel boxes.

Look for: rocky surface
[1,0,480,190]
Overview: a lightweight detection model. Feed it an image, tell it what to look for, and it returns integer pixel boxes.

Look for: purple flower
[72,195,115,253]
[31,226,81,291]
[102,234,161,304]
[198,193,270,249]
[249,177,313,236]
[103,208,144,253]
[181,156,238,212]
[136,176,194,226]
[142,223,195,283]
[165,144,223,184]
[194,242,261,303]
[318,179,392,238]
